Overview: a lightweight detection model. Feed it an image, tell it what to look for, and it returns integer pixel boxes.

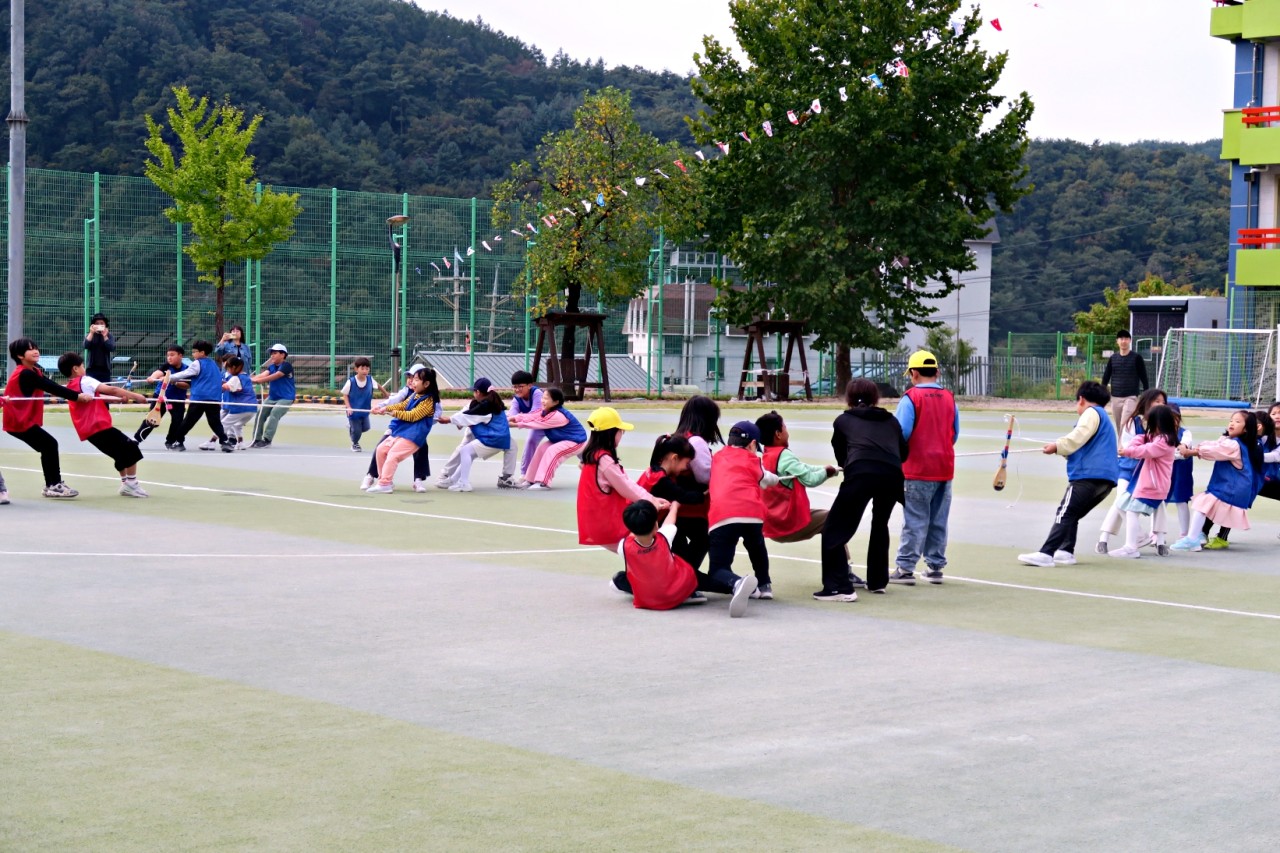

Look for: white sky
[413,0,1235,143]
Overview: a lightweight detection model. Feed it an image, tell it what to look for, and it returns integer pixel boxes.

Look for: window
[706,356,725,380]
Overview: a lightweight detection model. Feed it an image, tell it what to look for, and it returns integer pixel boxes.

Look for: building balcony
[1211,0,1280,41]
[1235,231,1280,286]
[1221,107,1280,164]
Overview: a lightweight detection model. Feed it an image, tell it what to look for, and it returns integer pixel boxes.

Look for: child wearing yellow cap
[576,407,665,548]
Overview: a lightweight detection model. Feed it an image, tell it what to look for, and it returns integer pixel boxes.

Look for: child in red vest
[57,352,151,497]
[576,407,663,550]
[707,421,781,610]
[610,500,707,610]
[4,337,93,499]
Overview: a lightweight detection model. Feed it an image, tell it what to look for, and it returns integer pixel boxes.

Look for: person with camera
[83,313,115,383]
[214,324,252,365]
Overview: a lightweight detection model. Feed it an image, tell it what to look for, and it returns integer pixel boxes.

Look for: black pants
[672,516,710,571]
[821,474,899,593]
[708,521,767,587]
[367,436,431,480]
[87,428,143,472]
[1039,478,1115,556]
[174,401,227,443]
[7,426,61,486]
[1259,480,1280,502]
[135,399,186,444]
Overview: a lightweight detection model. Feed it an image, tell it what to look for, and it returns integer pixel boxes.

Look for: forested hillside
[989,140,1228,341]
[2,0,700,197]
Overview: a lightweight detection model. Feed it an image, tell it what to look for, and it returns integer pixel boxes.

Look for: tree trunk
[834,343,851,400]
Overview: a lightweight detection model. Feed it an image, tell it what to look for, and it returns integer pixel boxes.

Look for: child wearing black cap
[436,377,516,491]
[706,420,782,608]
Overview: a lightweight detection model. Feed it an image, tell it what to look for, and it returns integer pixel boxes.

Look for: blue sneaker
[1170,535,1202,552]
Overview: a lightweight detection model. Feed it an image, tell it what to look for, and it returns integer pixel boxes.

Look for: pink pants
[526,439,585,485]
[375,437,420,486]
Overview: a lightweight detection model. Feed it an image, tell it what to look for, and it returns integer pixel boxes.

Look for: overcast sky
[412,0,1235,144]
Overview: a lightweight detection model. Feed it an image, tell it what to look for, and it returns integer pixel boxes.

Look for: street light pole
[386,214,410,380]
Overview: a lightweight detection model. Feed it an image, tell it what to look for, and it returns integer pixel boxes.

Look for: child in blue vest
[341,356,385,452]
[1163,403,1195,542]
[1173,410,1264,551]
[508,370,545,479]
[360,365,436,492]
[1019,381,1119,567]
[365,367,440,494]
[166,340,236,452]
[216,357,258,449]
[1255,407,1280,506]
[509,387,587,489]
[1096,388,1166,554]
[437,377,516,492]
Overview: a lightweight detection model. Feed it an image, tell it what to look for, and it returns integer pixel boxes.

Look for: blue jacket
[471,410,511,450]
[189,356,224,402]
[1206,437,1258,509]
[1065,405,1119,484]
[544,408,587,444]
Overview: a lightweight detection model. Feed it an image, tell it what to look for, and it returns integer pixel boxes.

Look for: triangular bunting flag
[511,229,523,238]
[494,235,503,242]
[695,150,706,160]
[482,241,492,252]
[991,18,1001,31]
[443,256,451,270]
[430,262,440,272]
[716,141,729,154]
[653,168,670,179]
[763,120,773,137]
[787,110,799,125]
[839,86,848,102]
[674,159,687,173]
[466,246,475,256]
[739,131,751,144]
[597,192,605,205]
[893,59,910,77]
[635,177,646,187]
[810,99,822,114]
[582,200,592,212]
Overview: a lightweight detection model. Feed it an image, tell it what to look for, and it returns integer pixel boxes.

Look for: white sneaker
[729,576,757,618]
[199,438,219,451]
[1052,550,1077,565]
[42,481,79,499]
[0,490,11,505]
[360,474,375,490]
[1108,546,1142,559]
[448,483,473,492]
[1137,533,1158,549]
[527,483,549,491]
[1018,551,1054,567]
[413,479,428,493]
[118,481,149,498]
[434,479,452,490]
[365,483,393,494]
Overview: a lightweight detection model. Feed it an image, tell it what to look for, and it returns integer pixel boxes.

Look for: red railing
[1242,106,1280,126]
[1238,228,1280,247]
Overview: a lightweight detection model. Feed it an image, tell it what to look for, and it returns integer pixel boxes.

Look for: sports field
[3,403,1280,852]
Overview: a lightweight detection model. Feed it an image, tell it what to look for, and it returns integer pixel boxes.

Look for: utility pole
[7,0,28,339]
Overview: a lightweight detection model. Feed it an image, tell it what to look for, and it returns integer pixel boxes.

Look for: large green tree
[692,0,1033,391]
[492,87,699,357]
[144,86,301,336]
[1073,274,1213,341]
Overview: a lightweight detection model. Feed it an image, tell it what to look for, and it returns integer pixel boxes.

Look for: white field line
[0,548,595,559]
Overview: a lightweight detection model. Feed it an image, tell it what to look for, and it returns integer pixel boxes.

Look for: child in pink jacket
[1111,404,1179,559]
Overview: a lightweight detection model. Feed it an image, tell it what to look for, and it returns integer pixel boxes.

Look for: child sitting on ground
[707,420,781,608]
[610,500,707,611]
[57,352,151,497]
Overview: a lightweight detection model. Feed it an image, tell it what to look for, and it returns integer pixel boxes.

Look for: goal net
[1155,327,1279,408]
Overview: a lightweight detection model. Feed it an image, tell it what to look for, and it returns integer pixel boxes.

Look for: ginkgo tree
[692,0,1033,392]
[144,86,300,337]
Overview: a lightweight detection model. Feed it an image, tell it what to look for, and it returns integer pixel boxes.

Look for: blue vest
[1206,437,1257,509]
[347,375,374,416]
[513,387,542,415]
[471,410,511,450]
[544,407,587,444]
[159,360,189,400]
[388,397,438,445]
[1117,418,1144,481]
[189,356,223,402]
[1065,405,1119,484]
[1166,427,1194,503]
[221,372,257,414]
[1263,437,1279,484]
[265,361,295,401]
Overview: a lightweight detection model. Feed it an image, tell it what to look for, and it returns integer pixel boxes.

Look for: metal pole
[1006,331,1012,397]
[386,212,408,379]
[93,172,100,312]
[400,193,409,367]
[645,247,654,394]
[83,219,90,336]
[176,223,183,344]
[1055,330,1063,401]
[656,227,665,396]
[468,196,477,386]
[6,0,27,340]
[329,187,337,387]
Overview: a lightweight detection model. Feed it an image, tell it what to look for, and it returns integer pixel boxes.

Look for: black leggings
[7,426,61,486]
[174,402,227,443]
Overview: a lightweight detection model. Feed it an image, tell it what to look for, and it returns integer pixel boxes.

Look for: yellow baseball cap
[587,406,634,431]
[906,350,939,371]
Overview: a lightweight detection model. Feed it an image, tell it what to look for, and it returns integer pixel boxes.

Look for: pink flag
[739,131,751,144]
[787,110,799,125]
[763,120,774,137]
[674,159,687,173]
[893,59,910,77]
[482,241,492,252]
[443,256,451,270]
[525,222,537,232]
[991,18,1002,31]
[716,141,729,154]
[466,246,475,256]
[542,215,555,228]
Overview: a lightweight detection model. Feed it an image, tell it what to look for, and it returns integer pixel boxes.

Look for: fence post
[656,226,665,397]
[93,172,100,313]
[468,196,476,386]
[83,218,90,334]
[400,192,410,374]
[1055,330,1063,401]
[1005,332,1012,397]
[329,187,338,388]
[175,223,183,344]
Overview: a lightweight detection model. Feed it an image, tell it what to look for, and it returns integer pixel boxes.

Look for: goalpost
[1155,327,1280,408]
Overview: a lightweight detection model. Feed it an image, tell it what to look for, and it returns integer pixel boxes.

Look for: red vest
[577,449,631,546]
[3,366,44,433]
[675,431,709,517]
[623,531,697,610]
[901,385,956,481]
[67,376,113,440]
[708,446,767,527]
[761,445,811,538]
[636,467,664,492]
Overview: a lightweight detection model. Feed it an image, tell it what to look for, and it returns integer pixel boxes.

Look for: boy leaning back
[57,352,151,497]
[1018,381,1119,567]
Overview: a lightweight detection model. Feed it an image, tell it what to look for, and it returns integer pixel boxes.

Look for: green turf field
[3,404,1279,851]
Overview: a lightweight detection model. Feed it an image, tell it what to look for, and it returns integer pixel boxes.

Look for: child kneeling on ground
[610,500,707,610]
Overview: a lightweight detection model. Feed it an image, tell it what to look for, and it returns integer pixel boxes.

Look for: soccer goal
[1155,327,1279,408]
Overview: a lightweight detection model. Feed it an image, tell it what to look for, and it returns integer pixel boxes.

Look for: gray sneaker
[1095,540,1108,555]
[42,481,79,499]
[729,576,757,618]
[924,569,944,584]
[889,569,916,586]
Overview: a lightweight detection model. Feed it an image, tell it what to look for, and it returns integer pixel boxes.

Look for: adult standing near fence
[891,350,959,585]
[215,324,252,365]
[1101,329,1148,444]
[83,313,115,383]
[249,344,295,448]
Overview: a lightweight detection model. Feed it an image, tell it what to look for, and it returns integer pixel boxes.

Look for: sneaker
[413,479,428,493]
[1170,535,1202,552]
[1095,540,1109,555]
[250,439,270,449]
[1017,551,1055,567]
[729,576,757,617]
[682,592,708,605]
[848,572,867,589]
[871,588,886,594]
[1156,543,1171,557]
[497,475,517,489]
[199,438,219,451]
[351,443,362,452]
[511,479,532,489]
[365,483,393,494]
[435,479,452,490]
[1052,551,1077,566]
[236,439,249,450]
[1108,546,1141,559]
[220,440,236,453]
[169,441,186,452]
[1138,532,1158,549]
[750,583,773,600]
[609,577,632,596]
[118,482,149,498]
[527,483,549,491]
[889,569,916,585]
[1204,537,1230,550]
[0,490,10,505]
[813,588,858,602]
[42,481,79,499]
[448,483,473,492]
[925,568,945,583]
[360,474,375,490]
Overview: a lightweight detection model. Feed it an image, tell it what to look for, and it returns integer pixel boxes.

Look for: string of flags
[415,3,1041,270]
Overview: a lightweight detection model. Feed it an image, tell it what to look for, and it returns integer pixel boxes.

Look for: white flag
[763,120,774,137]
[839,86,848,102]
[811,98,822,114]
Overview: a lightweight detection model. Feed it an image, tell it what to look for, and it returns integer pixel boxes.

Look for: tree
[492,87,699,358]
[144,86,300,336]
[691,0,1033,392]
[924,325,975,390]
[1073,274,1213,342]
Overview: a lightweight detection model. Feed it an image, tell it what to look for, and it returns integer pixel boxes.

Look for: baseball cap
[586,406,634,432]
[269,343,288,354]
[906,350,938,371]
[472,376,493,393]
[405,363,426,376]
[729,420,762,446]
